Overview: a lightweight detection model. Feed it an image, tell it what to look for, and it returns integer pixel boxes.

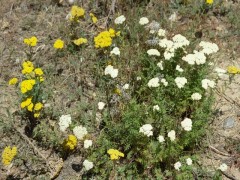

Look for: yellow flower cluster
[21,79,36,94]
[107,149,124,160]
[94,29,117,48]
[9,78,18,85]
[20,97,43,116]
[22,61,34,74]
[73,38,88,46]
[54,39,64,49]
[63,135,78,150]
[206,0,213,4]
[227,66,240,74]
[90,13,98,24]
[2,146,17,166]
[23,36,38,47]
[70,6,85,21]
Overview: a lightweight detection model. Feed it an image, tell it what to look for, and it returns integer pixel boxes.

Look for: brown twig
[221,171,237,180]
[209,145,231,157]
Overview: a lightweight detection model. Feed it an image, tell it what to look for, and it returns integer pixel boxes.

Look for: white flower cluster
[84,140,93,149]
[214,67,226,77]
[148,77,160,88]
[186,158,192,165]
[201,79,215,90]
[168,130,176,141]
[157,61,164,70]
[161,78,168,86]
[139,17,149,25]
[105,65,118,78]
[191,93,202,100]
[176,65,183,72]
[158,135,165,143]
[153,105,160,111]
[199,41,219,55]
[181,118,192,131]
[182,51,206,65]
[83,159,94,171]
[59,114,72,132]
[218,163,228,172]
[139,124,153,137]
[122,83,129,90]
[158,29,166,37]
[110,47,120,56]
[174,158,193,171]
[73,125,88,140]
[172,34,190,48]
[147,49,160,56]
[114,15,126,24]
[175,77,187,89]
[98,102,105,110]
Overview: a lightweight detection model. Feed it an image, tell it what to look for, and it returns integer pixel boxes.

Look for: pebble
[223,117,235,129]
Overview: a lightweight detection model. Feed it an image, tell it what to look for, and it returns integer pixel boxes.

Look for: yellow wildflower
[90,13,98,23]
[39,76,44,82]
[107,149,124,160]
[27,103,34,112]
[63,135,78,150]
[54,39,64,49]
[2,146,17,166]
[34,112,40,118]
[108,28,116,38]
[73,38,88,46]
[21,97,32,109]
[70,6,85,21]
[116,31,121,36]
[227,66,240,74]
[206,0,213,4]
[94,31,112,48]
[20,79,36,93]
[24,36,38,47]
[34,68,44,76]
[114,88,121,96]
[34,102,43,111]
[22,61,34,74]
[8,78,18,85]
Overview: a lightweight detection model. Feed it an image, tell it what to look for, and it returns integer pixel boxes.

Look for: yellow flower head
[206,0,213,4]
[34,102,43,111]
[9,78,18,85]
[2,146,17,166]
[63,135,78,150]
[90,13,98,24]
[73,38,88,46]
[107,149,124,160]
[70,6,85,21]
[108,28,116,38]
[34,112,40,118]
[20,79,36,94]
[54,39,64,49]
[34,68,44,76]
[22,61,34,74]
[21,97,32,109]
[94,31,112,48]
[24,36,38,47]
[27,103,34,112]
[114,88,121,96]
[227,66,240,74]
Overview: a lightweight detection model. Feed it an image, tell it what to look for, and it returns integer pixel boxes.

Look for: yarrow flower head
[161,78,168,86]
[148,77,160,88]
[83,159,94,170]
[158,135,165,143]
[59,114,72,132]
[186,158,192,165]
[139,17,149,25]
[54,39,64,49]
[2,146,17,166]
[214,67,227,77]
[218,163,228,172]
[107,149,124,160]
[175,77,187,89]
[174,162,181,171]
[176,65,183,72]
[24,36,38,47]
[191,93,202,100]
[168,130,176,141]
[139,124,153,137]
[147,49,160,56]
[104,65,118,78]
[98,102,105,110]
[114,15,126,24]
[172,34,189,48]
[84,140,93,149]
[158,29,166,37]
[153,105,160,111]
[181,118,192,131]
[201,79,215,90]
[199,41,219,55]
[63,135,77,150]
[110,47,120,56]
[73,125,88,140]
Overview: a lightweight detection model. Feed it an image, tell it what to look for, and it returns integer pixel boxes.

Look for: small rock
[223,117,235,129]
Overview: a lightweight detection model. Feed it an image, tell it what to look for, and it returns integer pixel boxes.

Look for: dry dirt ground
[0,0,239,179]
